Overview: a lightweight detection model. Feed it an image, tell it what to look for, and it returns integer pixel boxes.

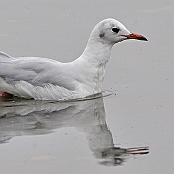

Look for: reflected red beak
[126,33,148,41]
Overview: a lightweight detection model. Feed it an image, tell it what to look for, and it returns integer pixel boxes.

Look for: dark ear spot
[99,32,105,38]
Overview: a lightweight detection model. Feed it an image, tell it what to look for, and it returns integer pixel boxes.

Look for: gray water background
[0,0,173,173]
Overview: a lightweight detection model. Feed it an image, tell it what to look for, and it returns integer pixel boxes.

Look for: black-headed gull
[0,18,147,101]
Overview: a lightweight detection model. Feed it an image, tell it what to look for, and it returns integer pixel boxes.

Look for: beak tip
[141,36,148,41]
[127,33,148,41]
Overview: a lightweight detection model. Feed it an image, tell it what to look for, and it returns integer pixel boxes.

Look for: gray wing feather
[0,53,76,90]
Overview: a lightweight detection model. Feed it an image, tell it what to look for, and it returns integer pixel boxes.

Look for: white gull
[0,18,147,101]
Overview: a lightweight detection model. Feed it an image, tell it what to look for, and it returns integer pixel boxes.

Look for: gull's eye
[111,27,120,33]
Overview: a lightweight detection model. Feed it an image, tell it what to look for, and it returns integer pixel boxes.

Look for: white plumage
[0,18,147,100]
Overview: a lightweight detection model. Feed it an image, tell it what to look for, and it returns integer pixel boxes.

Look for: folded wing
[0,52,76,91]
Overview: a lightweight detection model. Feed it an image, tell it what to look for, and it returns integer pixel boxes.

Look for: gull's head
[90,18,148,45]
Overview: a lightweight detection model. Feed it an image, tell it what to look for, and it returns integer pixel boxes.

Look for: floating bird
[0,18,147,101]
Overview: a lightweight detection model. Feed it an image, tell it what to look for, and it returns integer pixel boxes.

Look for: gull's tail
[0,52,14,62]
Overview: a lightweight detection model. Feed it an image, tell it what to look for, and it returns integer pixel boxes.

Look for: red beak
[126,33,148,41]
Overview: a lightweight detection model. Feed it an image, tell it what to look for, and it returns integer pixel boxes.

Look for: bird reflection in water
[0,94,149,166]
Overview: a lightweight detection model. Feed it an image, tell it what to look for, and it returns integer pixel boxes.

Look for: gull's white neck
[72,33,114,95]
[79,34,113,66]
